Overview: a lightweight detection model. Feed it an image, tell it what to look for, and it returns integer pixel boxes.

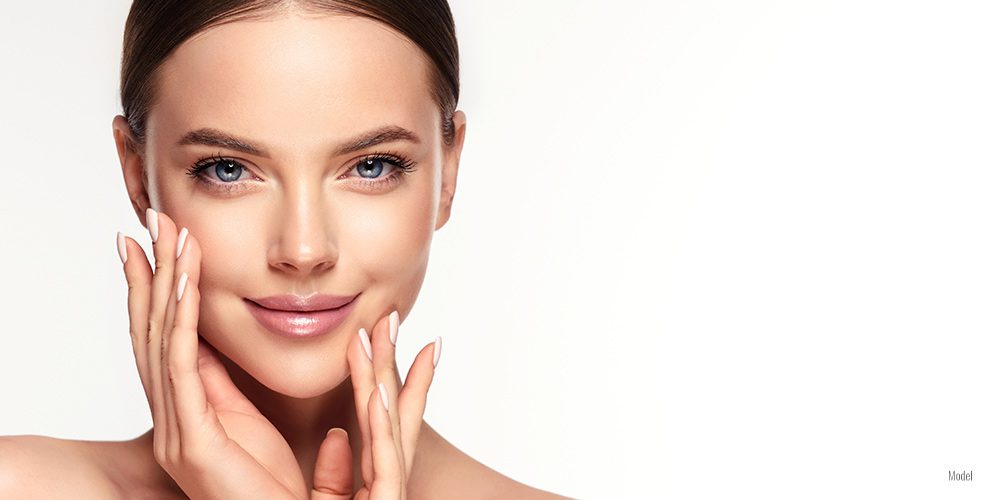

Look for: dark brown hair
[120,0,459,149]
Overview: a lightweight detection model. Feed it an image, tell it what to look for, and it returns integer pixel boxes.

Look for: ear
[435,109,467,231]
[112,115,152,228]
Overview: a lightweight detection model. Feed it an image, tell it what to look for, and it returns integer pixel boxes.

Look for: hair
[119,0,459,150]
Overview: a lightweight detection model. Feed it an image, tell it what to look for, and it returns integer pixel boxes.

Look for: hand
[119,209,306,499]
[309,310,440,499]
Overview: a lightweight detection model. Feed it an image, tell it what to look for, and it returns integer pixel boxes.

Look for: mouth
[243,293,359,339]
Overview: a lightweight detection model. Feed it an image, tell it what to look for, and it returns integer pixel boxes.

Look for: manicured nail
[145,208,159,243]
[177,273,187,302]
[326,427,346,437]
[176,227,188,258]
[177,272,188,302]
[389,310,399,345]
[378,383,389,412]
[433,336,442,368]
[358,328,373,361]
[116,232,128,264]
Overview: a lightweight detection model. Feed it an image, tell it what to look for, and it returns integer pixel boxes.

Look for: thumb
[196,338,262,416]
[311,428,355,499]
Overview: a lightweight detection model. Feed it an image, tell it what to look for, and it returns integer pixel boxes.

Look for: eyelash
[185,152,417,194]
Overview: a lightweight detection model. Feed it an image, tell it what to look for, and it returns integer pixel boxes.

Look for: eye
[185,153,263,195]
[342,152,417,191]
[187,154,253,183]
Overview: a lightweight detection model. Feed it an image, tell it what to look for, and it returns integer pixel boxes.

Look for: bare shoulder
[0,435,124,499]
[411,424,575,500]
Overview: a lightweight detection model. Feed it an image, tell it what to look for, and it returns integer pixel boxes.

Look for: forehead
[150,12,437,155]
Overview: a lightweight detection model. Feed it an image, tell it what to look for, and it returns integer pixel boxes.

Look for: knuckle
[178,445,203,467]
[167,359,185,388]
[166,447,181,465]
[153,445,168,466]
[148,318,162,336]
[128,327,143,344]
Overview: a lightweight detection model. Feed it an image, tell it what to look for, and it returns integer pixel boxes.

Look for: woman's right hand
[118,209,308,499]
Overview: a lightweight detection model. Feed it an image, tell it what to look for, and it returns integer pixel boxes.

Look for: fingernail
[116,232,128,264]
[145,208,159,243]
[176,227,188,258]
[326,427,345,437]
[358,328,373,361]
[433,336,442,368]
[378,383,389,412]
[177,272,188,302]
[389,310,399,345]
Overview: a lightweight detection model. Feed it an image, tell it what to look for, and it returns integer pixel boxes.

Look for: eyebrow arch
[176,125,421,158]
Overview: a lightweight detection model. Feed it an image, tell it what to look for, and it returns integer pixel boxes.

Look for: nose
[267,180,338,276]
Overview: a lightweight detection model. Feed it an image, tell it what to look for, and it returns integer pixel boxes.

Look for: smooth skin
[0,6,569,500]
[120,210,432,499]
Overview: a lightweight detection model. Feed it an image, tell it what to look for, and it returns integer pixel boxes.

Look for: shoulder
[0,435,124,499]
[410,424,574,500]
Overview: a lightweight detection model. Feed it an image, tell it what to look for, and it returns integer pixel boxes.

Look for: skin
[0,7,570,500]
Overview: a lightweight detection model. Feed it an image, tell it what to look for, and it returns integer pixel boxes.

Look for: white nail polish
[145,208,159,243]
[177,272,188,302]
[378,383,389,412]
[176,227,188,258]
[433,336,442,368]
[116,232,128,264]
[389,310,399,345]
[358,328,373,361]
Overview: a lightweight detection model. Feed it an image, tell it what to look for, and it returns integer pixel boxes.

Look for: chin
[242,350,353,399]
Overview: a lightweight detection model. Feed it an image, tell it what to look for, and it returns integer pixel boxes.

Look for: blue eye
[186,154,251,183]
[186,151,417,195]
[213,160,245,182]
[357,158,386,178]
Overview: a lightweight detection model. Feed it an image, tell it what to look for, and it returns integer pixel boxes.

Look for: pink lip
[244,293,359,339]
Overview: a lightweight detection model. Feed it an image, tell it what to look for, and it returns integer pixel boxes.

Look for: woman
[1,1,569,498]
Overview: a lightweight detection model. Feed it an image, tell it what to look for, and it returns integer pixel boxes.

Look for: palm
[196,342,309,497]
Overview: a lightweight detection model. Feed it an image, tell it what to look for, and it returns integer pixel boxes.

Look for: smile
[243,293,359,339]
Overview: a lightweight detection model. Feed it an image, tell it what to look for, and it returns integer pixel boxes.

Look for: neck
[218,352,365,490]
[129,353,454,496]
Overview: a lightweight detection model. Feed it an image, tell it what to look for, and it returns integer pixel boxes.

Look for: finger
[367,384,402,499]
[348,325,377,485]
[369,312,404,470]
[196,337,263,417]
[311,428,354,500]
[119,232,154,410]
[397,337,439,473]
[167,230,219,446]
[161,227,191,458]
[148,210,181,452]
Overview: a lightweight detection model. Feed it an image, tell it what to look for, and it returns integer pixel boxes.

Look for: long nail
[358,328,373,361]
[177,272,188,302]
[176,227,188,258]
[389,310,399,345]
[378,383,389,412]
[433,336,442,368]
[145,208,159,243]
[116,232,128,264]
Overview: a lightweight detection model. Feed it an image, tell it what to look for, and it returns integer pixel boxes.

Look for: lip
[244,293,359,339]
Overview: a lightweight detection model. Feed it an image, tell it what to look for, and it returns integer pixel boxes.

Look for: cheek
[341,186,436,281]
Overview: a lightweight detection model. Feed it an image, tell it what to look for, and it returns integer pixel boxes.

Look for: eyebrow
[175,125,421,158]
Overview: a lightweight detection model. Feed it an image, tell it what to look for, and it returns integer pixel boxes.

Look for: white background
[1,1,998,498]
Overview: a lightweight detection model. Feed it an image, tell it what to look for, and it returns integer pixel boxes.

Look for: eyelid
[187,151,415,189]
[340,151,416,178]
[188,154,263,181]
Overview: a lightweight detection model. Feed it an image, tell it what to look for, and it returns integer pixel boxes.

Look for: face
[113,11,465,398]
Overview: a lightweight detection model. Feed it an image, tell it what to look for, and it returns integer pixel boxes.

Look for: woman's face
[114,12,464,398]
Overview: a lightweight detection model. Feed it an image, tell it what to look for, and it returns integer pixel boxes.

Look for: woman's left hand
[310,311,441,499]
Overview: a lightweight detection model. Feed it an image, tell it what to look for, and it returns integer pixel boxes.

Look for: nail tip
[378,383,389,411]
[116,231,128,264]
[433,336,442,367]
